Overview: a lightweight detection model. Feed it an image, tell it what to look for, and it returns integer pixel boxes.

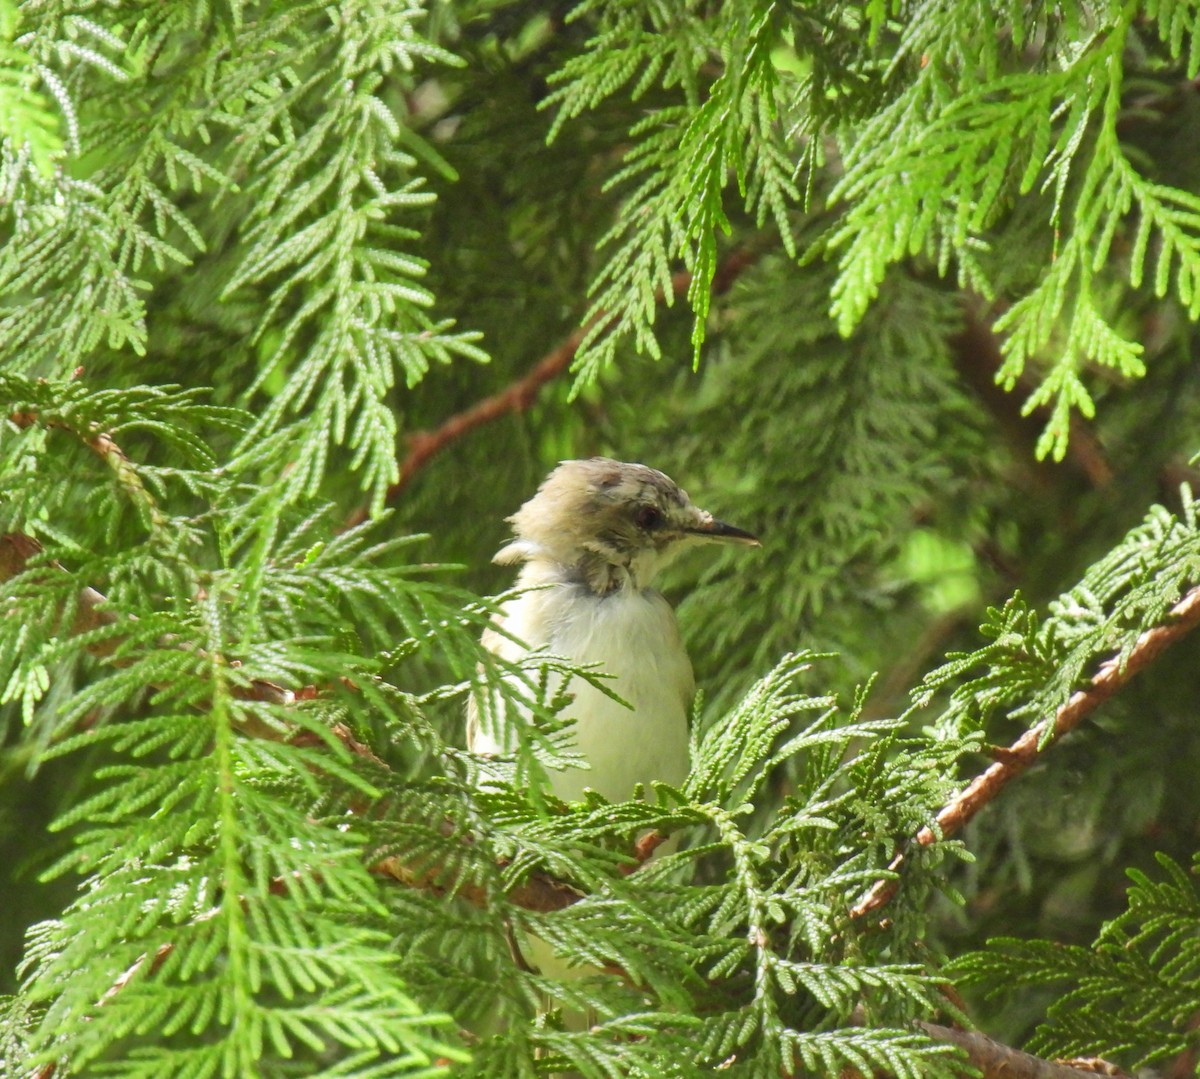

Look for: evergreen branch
[30,896,243,1079]
[0,528,672,925]
[22,795,664,1075]
[8,408,166,531]
[544,4,792,382]
[346,246,759,523]
[852,582,1200,920]
[952,850,1200,1067]
[373,853,583,913]
[0,529,660,910]
[915,1021,1132,1079]
[0,530,393,752]
[24,802,454,1078]
[1,531,120,649]
[0,2,64,177]
[0,529,290,702]
[6,3,1200,1069]
[210,2,484,513]
[948,299,1113,490]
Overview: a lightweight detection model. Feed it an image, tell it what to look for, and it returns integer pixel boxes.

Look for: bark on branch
[852,582,1200,919]
[344,247,759,525]
[916,1021,1131,1079]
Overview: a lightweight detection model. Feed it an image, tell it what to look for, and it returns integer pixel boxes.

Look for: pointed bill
[687,514,760,546]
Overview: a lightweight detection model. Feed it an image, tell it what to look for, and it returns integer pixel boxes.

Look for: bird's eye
[635,505,664,530]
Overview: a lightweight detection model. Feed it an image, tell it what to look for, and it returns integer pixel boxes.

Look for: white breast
[470,582,694,803]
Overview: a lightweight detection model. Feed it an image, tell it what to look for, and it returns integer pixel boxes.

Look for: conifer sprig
[6,2,1200,1076]
[548,2,1200,457]
[952,852,1200,1069]
[545,2,798,384]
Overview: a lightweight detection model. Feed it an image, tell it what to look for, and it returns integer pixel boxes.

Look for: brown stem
[852,582,1200,919]
[1165,1008,1200,1079]
[344,247,760,526]
[372,854,584,913]
[9,411,167,529]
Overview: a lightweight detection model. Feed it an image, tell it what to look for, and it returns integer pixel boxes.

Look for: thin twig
[9,411,168,530]
[1164,1008,1200,1079]
[372,854,584,913]
[344,247,760,526]
[852,583,1200,919]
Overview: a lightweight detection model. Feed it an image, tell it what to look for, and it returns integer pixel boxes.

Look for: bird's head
[496,457,759,593]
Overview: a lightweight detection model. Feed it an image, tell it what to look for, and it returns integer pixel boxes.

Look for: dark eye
[635,505,664,530]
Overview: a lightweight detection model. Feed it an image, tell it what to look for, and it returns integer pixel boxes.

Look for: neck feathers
[505,543,638,596]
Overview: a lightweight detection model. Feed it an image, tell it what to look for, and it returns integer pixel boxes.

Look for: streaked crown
[496,458,758,593]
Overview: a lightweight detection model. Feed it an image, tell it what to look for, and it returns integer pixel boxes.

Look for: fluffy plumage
[468,457,758,803]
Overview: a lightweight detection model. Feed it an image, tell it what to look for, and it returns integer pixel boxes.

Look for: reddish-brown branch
[372,854,585,912]
[343,248,760,526]
[852,583,1200,920]
[9,411,127,462]
[626,829,667,868]
[1165,1009,1200,1078]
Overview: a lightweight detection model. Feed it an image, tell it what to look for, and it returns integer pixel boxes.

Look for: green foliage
[916,492,1200,1068]
[20,678,466,1077]
[0,0,485,512]
[384,653,978,1077]
[652,260,975,709]
[0,406,983,1076]
[546,1,800,379]
[5,0,1200,1075]
[0,0,64,176]
[0,373,514,1073]
[217,1,489,512]
[0,363,984,1073]
[825,2,1200,460]
[915,489,1200,739]
[951,852,1200,1069]
[547,0,1200,456]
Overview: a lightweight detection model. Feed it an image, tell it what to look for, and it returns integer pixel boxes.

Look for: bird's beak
[688,514,761,546]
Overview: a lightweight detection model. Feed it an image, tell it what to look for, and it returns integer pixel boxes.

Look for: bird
[467,457,760,805]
